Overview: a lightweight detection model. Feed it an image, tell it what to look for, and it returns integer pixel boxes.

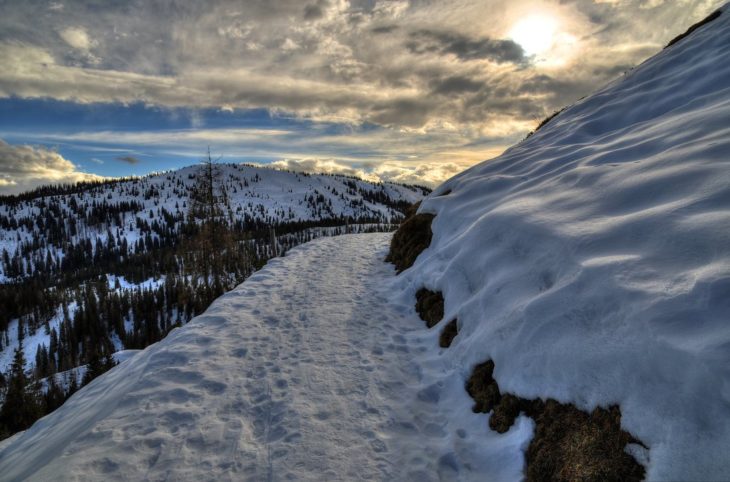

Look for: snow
[106,274,165,291]
[398,7,730,481]
[39,350,142,394]
[0,303,76,374]
[0,234,528,481]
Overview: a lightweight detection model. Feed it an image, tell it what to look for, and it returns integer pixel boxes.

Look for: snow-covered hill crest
[398,6,730,480]
[0,163,426,280]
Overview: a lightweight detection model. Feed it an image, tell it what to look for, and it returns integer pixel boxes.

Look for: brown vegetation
[414,289,444,328]
[666,10,722,48]
[465,359,646,482]
[439,319,458,347]
[525,107,567,139]
[386,202,435,273]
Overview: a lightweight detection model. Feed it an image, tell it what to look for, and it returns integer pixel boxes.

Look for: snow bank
[396,6,730,480]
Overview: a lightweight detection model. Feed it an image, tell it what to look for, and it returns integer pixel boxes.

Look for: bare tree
[186,149,234,295]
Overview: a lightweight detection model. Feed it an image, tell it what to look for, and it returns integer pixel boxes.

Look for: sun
[509,15,558,56]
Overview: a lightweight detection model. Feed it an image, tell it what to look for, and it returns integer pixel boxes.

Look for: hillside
[0,163,427,441]
[389,6,730,480]
[0,163,426,282]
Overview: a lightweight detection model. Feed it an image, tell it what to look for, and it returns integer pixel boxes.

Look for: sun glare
[509,15,558,56]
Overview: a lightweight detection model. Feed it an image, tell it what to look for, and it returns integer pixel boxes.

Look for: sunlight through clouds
[0,0,722,190]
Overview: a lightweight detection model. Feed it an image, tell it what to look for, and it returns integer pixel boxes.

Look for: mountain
[1,7,729,481]
[0,163,426,283]
[0,163,427,440]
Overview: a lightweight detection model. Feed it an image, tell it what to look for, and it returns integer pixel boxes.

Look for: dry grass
[525,107,567,139]
[525,402,645,482]
[465,360,501,413]
[439,319,458,347]
[465,359,646,482]
[385,202,435,274]
[666,10,722,48]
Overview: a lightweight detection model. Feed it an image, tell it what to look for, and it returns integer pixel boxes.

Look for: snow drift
[398,6,730,480]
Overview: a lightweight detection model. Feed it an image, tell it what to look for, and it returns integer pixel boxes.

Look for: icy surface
[400,7,730,481]
[0,234,528,481]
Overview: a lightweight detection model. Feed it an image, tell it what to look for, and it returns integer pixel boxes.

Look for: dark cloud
[429,75,484,95]
[406,29,525,63]
[116,155,140,165]
[592,64,635,79]
[303,1,327,20]
[371,25,398,34]
[370,98,437,127]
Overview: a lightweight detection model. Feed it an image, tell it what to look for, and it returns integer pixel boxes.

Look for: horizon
[0,160,434,201]
[0,0,722,194]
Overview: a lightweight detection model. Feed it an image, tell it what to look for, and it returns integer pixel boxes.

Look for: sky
[0,0,722,193]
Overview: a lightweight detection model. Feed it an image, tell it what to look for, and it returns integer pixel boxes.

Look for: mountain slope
[0,163,426,389]
[394,6,730,480]
[0,163,426,282]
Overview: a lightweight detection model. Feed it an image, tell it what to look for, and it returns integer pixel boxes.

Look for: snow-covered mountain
[0,163,426,281]
[1,6,728,481]
[0,164,427,423]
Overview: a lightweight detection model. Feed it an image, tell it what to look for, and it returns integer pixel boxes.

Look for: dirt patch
[439,319,458,347]
[386,202,435,274]
[415,289,444,328]
[465,360,501,413]
[666,10,722,48]
[466,359,646,482]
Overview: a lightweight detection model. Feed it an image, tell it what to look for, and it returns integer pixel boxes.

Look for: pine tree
[82,350,104,386]
[0,342,41,436]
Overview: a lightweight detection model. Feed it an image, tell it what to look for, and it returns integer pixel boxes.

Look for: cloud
[116,155,141,165]
[268,158,365,178]
[59,27,92,50]
[0,0,722,186]
[263,157,471,187]
[429,75,484,95]
[2,0,711,134]
[406,29,526,63]
[17,125,511,174]
[0,139,101,194]
[303,0,330,20]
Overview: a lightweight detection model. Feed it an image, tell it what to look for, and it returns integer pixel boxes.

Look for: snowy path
[0,233,524,481]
